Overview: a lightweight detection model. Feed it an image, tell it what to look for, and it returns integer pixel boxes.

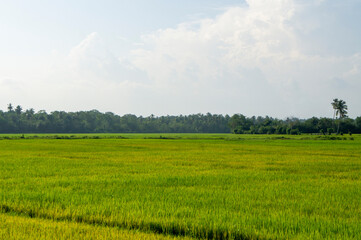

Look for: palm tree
[7,103,13,112]
[331,99,348,134]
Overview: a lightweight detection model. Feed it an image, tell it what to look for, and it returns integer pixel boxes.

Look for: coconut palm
[331,99,348,134]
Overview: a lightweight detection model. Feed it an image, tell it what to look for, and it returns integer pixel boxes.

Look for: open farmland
[0,134,360,239]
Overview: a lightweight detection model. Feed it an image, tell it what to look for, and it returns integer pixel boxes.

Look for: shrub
[290,129,300,135]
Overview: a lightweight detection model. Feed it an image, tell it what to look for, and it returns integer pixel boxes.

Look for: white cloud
[0,0,360,117]
[129,0,361,117]
[0,32,152,114]
[68,32,122,83]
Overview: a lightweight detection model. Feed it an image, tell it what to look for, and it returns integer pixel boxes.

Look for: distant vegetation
[229,98,357,135]
[228,114,361,135]
[2,104,230,133]
[1,103,360,134]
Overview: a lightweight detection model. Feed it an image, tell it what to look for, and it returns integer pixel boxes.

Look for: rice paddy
[0,134,360,239]
[0,213,191,240]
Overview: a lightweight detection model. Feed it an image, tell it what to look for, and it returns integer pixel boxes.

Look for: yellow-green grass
[0,134,360,239]
[0,213,191,240]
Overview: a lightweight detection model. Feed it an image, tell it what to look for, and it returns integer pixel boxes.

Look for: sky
[1,0,360,118]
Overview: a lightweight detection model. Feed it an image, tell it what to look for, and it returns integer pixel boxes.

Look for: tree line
[1,104,230,133]
[1,103,360,134]
[228,115,361,135]
[230,99,359,135]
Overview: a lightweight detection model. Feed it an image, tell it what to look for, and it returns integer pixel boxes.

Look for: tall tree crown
[331,99,348,119]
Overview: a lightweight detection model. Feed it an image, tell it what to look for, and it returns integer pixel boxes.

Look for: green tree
[15,105,22,115]
[355,117,361,133]
[7,103,13,112]
[331,99,348,134]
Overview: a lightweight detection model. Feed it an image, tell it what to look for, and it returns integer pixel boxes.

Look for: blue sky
[1,0,360,118]
[0,0,242,55]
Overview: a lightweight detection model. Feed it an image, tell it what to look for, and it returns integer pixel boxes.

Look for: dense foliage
[1,104,360,134]
[0,105,230,133]
[228,114,361,135]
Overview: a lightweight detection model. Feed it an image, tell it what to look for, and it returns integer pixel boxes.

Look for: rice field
[0,134,360,239]
[0,213,191,240]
